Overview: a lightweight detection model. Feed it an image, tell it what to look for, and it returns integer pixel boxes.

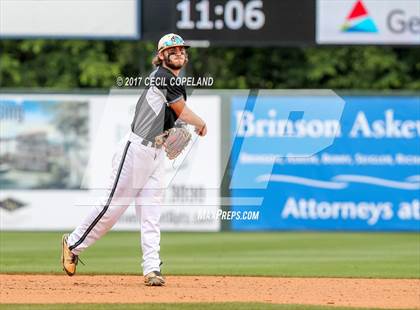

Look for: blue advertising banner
[230,94,420,231]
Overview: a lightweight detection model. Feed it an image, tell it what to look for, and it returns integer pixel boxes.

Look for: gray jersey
[131,66,187,141]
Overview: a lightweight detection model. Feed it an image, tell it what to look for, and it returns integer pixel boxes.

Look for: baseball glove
[155,126,192,160]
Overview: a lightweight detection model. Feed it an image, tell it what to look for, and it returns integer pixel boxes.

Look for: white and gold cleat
[144,271,165,286]
[61,234,79,276]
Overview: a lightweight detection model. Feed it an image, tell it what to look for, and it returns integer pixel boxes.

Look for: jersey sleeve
[166,83,185,105]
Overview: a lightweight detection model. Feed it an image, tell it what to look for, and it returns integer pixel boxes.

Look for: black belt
[140,138,157,148]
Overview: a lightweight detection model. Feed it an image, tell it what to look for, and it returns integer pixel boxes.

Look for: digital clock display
[176,0,265,31]
[142,0,315,46]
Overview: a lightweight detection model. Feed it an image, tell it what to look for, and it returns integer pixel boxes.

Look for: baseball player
[61,33,207,286]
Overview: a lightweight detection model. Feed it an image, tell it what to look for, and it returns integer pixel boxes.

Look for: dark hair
[152,54,162,66]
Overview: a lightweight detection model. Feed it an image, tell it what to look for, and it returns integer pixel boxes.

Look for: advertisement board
[0,92,221,231]
[0,0,140,39]
[230,94,420,231]
[317,0,420,45]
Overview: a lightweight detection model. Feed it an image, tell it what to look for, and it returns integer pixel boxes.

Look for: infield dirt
[1,274,419,309]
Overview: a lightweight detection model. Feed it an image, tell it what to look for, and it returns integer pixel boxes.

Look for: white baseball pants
[67,132,165,275]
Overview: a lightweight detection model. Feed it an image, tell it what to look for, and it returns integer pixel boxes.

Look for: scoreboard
[142,0,315,46]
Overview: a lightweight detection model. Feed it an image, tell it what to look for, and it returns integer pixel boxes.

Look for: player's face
[161,46,187,70]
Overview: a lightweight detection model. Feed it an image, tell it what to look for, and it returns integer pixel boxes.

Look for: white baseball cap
[157,33,190,52]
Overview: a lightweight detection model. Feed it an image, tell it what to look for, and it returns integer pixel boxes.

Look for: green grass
[0,232,419,278]
[0,304,409,310]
